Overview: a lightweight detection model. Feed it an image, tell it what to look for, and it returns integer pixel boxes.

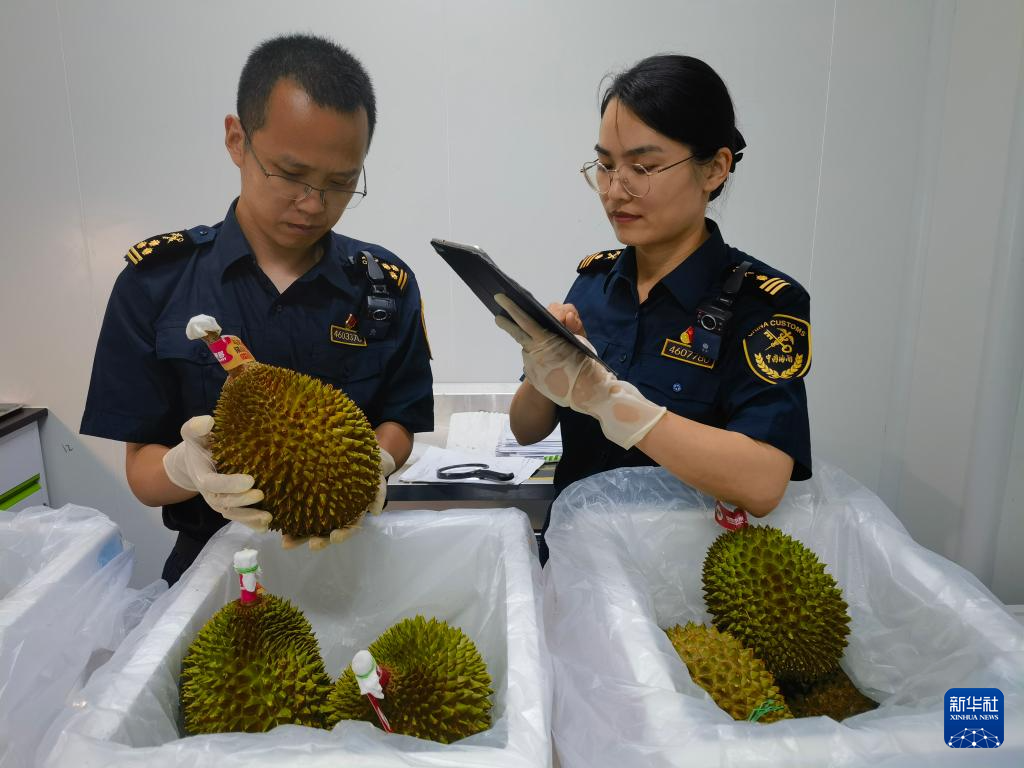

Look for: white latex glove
[495,293,667,449]
[162,415,272,531]
[282,448,396,551]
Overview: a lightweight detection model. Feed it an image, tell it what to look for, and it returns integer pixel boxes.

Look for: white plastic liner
[0,505,135,768]
[544,465,1024,767]
[42,508,550,767]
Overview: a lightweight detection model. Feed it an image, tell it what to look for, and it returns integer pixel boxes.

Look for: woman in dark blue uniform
[496,55,811,557]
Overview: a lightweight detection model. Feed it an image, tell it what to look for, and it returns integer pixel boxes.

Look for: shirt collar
[603,219,730,311]
[208,200,252,277]
[211,200,357,298]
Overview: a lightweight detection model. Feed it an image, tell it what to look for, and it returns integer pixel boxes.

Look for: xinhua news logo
[944,688,1003,748]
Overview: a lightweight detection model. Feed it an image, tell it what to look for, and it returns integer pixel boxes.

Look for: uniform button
[618,353,627,363]
[274,305,283,314]
[672,383,682,393]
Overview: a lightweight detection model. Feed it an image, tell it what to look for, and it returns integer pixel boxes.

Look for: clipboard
[430,238,614,373]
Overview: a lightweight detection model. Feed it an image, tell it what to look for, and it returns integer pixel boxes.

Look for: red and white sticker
[714,500,749,531]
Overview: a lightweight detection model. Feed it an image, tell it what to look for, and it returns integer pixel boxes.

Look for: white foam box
[0,505,129,768]
[544,466,1024,768]
[45,508,550,767]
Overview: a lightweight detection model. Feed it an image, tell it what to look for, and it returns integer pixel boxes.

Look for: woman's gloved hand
[494,293,666,449]
[281,448,396,551]
[162,415,272,531]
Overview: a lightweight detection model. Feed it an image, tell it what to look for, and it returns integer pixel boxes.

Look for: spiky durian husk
[180,592,333,734]
[325,615,493,743]
[211,362,381,538]
[666,622,792,723]
[779,667,878,720]
[702,526,851,685]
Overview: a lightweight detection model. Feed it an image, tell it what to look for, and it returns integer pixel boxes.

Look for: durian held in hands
[666,622,792,723]
[179,549,334,734]
[702,525,851,685]
[326,615,494,744]
[187,314,381,539]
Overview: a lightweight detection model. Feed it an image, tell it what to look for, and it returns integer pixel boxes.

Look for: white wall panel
[1,0,1022,596]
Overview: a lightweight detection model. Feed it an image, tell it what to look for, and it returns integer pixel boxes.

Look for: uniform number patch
[330,324,367,347]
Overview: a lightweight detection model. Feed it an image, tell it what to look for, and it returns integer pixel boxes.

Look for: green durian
[211,362,381,538]
[780,667,878,720]
[665,622,792,723]
[326,615,493,743]
[702,525,851,684]
[179,589,333,734]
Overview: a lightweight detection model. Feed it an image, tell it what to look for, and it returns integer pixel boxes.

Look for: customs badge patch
[742,314,811,384]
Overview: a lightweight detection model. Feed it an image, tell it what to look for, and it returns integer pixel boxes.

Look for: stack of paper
[445,411,508,456]
[496,421,562,461]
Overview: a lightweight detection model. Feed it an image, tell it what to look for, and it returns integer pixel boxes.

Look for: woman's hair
[600,55,745,201]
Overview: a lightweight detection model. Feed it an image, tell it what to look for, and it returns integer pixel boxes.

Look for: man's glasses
[580,155,694,199]
[242,127,367,209]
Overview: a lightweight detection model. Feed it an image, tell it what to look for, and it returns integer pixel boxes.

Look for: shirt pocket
[635,354,721,422]
[154,322,231,416]
[306,345,385,412]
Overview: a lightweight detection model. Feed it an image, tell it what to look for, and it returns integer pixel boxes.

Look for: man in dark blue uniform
[80,34,433,585]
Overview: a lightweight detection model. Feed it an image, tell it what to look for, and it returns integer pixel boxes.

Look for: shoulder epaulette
[577,249,622,273]
[124,225,216,268]
[726,263,805,307]
[359,252,409,291]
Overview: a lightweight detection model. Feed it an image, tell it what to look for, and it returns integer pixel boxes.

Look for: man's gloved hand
[494,293,667,449]
[282,448,396,551]
[162,415,272,531]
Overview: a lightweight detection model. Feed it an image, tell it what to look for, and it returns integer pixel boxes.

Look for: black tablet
[430,238,614,373]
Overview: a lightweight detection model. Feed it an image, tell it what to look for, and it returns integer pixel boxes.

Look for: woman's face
[594,98,721,249]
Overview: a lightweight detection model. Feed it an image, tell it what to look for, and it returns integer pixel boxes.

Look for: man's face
[226,78,370,253]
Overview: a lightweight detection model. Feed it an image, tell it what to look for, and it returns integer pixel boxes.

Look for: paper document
[397,445,543,485]
[496,421,562,460]
[445,411,508,456]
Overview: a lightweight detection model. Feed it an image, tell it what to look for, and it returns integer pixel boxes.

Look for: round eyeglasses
[243,129,367,209]
[580,155,694,199]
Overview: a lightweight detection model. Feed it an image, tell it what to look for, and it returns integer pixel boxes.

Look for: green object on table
[0,474,41,510]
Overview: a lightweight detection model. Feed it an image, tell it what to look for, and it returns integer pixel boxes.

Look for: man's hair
[237,33,376,142]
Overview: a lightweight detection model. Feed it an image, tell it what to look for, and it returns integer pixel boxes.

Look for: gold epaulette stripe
[578,249,622,271]
[761,277,790,295]
[127,247,143,264]
[379,261,408,290]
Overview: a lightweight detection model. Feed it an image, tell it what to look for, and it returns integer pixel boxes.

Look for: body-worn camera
[691,260,751,360]
[359,250,396,339]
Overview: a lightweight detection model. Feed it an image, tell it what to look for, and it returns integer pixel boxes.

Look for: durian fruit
[665,622,792,723]
[780,667,878,721]
[326,615,493,743]
[703,525,851,685]
[179,550,333,734]
[211,361,381,538]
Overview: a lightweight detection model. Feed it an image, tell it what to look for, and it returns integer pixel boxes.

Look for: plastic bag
[41,508,550,768]
[0,505,154,768]
[543,465,1024,767]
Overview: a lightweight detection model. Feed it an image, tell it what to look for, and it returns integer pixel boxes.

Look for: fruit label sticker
[210,335,255,371]
[714,500,749,531]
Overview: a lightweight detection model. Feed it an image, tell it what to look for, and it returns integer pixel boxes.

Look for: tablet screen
[431,239,614,373]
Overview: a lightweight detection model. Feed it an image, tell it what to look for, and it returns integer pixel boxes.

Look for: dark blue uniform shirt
[554,219,811,493]
[81,201,434,549]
